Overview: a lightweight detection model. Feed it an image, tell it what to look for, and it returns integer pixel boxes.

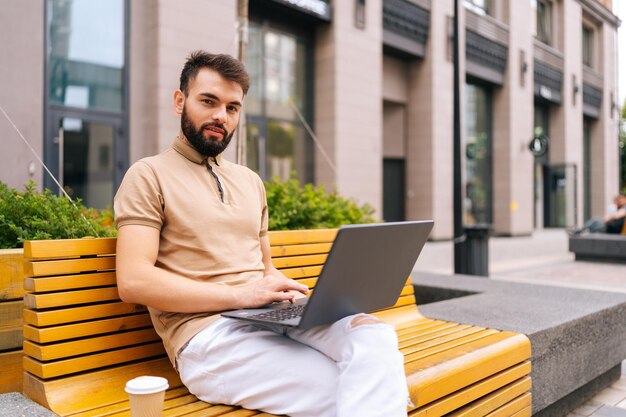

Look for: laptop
[222,220,434,331]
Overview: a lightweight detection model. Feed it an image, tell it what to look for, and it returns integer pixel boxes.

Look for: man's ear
[174,89,185,115]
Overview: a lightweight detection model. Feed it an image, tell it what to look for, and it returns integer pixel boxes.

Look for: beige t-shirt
[114,137,268,367]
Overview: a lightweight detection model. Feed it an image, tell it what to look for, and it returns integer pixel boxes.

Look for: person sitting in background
[569,194,626,235]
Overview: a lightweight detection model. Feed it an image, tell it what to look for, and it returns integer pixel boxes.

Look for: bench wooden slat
[402,326,488,353]
[162,403,230,417]
[448,377,531,417]
[0,248,25,300]
[23,238,117,260]
[270,242,332,258]
[409,362,531,416]
[23,302,148,327]
[403,328,500,359]
[24,328,160,361]
[267,229,337,245]
[372,304,424,327]
[24,342,166,379]
[25,257,116,278]
[509,406,532,417]
[398,320,464,339]
[25,287,120,309]
[399,323,475,347]
[25,272,117,292]
[468,392,532,417]
[407,332,531,407]
[398,321,472,345]
[271,253,327,269]
[279,265,322,279]
[24,314,152,344]
[0,300,23,350]
[0,350,22,394]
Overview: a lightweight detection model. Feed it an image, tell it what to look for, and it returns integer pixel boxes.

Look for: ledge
[413,272,626,415]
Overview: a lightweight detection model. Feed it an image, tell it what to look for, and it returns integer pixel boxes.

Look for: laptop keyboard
[250,304,305,322]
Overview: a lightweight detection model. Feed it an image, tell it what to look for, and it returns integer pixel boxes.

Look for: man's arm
[116,225,308,312]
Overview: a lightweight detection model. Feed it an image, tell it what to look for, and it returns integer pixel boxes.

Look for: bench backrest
[22,230,416,382]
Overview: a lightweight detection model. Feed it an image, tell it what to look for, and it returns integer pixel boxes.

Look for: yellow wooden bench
[22,230,532,416]
[0,248,25,394]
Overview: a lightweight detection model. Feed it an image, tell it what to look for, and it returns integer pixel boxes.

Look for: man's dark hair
[179,51,250,95]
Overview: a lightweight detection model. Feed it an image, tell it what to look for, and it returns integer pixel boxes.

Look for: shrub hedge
[265,177,376,230]
[0,179,376,248]
[0,181,116,249]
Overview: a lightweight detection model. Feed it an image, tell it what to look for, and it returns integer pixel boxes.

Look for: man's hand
[240,272,309,308]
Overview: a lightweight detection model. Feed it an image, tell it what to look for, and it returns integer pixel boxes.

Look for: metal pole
[453,0,465,273]
[236,0,248,165]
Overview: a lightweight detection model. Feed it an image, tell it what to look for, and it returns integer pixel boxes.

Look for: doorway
[45,108,126,209]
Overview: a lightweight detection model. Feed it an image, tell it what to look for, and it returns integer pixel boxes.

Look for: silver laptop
[222,220,434,331]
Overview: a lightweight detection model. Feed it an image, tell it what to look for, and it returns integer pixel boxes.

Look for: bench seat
[23,230,532,416]
[569,233,626,263]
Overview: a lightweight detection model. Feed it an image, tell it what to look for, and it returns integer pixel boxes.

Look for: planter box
[0,248,24,394]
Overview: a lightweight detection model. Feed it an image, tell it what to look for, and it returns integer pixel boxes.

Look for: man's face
[176,68,243,158]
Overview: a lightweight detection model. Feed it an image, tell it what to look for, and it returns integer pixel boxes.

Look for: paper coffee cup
[125,376,169,417]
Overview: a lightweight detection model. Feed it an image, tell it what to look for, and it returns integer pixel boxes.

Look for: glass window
[535,0,552,45]
[464,83,492,225]
[247,21,312,183]
[48,0,125,112]
[463,0,493,16]
[582,26,593,68]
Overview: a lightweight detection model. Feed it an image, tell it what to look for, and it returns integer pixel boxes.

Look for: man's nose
[212,106,227,123]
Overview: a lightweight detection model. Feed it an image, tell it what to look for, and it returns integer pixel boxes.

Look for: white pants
[177,314,409,417]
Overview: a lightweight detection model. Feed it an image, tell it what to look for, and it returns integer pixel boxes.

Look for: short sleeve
[114,160,165,230]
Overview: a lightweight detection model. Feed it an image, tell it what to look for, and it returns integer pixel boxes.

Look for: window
[48,0,126,112]
[246,21,313,183]
[582,26,593,68]
[464,83,493,225]
[535,0,552,45]
[463,0,492,16]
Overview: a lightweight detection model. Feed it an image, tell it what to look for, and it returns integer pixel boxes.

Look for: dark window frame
[536,0,553,46]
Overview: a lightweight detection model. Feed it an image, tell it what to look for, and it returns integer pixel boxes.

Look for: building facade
[0,0,620,239]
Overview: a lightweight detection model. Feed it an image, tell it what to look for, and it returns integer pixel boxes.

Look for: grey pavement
[412,228,626,416]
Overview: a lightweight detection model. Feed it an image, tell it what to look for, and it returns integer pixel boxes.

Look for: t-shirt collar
[172,136,224,165]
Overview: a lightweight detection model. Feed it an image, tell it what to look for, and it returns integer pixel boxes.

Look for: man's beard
[181,107,234,158]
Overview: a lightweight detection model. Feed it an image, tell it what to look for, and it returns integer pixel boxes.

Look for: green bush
[0,181,116,249]
[265,177,376,230]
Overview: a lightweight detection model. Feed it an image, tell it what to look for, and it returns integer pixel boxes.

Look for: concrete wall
[591,13,620,217]
[406,0,456,240]
[131,0,238,163]
[0,0,44,190]
[492,0,534,235]
[315,0,383,214]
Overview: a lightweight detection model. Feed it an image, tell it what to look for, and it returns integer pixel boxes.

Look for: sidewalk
[412,228,626,416]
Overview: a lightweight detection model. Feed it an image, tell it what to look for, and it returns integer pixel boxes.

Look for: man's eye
[202,99,213,105]
[227,106,240,113]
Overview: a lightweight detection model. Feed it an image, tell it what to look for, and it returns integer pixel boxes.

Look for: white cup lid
[125,376,169,395]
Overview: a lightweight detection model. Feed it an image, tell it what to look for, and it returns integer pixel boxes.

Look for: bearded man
[114,51,409,417]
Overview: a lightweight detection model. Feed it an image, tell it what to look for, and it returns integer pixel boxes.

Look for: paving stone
[0,393,58,417]
[590,405,626,417]
[595,387,626,406]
